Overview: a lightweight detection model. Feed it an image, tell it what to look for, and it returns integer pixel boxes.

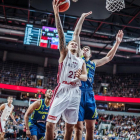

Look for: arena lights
[0,84,140,103]
[95,95,140,103]
[0,83,46,94]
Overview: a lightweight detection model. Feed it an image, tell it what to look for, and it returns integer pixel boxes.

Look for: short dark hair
[82,46,91,54]
[7,96,13,99]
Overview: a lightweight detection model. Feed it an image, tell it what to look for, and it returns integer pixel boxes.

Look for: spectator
[22,107,26,114]
[57,132,64,140]
[7,126,14,138]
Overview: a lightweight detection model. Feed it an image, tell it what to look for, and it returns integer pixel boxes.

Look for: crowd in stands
[45,76,57,90]
[108,105,125,112]
[54,114,140,140]
[94,73,140,98]
[96,103,125,112]
[0,62,57,89]
[0,61,140,98]
[97,114,140,139]
[0,59,140,139]
[0,69,36,87]
[1,102,140,140]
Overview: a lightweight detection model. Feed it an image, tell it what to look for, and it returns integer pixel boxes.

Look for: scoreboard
[40,26,59,49]
[24,24,73,49]
[24,24,41,46]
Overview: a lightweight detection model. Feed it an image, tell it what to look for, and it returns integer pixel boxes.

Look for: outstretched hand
[82,11,92,18]
[26,129,31,138]
[14,120,17,125]
[52,0,64,14]
[116,30,124,44]
[75,69,81,79]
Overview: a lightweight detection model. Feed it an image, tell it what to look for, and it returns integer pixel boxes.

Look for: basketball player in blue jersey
[73,12,124,140]
[24,89,53,140]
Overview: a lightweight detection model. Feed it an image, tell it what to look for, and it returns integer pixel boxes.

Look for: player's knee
[67,127,73,133]
[46,122,54,131]
[32,135,37,140]
[86,124,95,132]
[85,120,96,132]
[75,124,83,135]
[66,124,74,133]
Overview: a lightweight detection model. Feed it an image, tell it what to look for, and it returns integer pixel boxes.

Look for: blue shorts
[78,88,98,121]
[28,122,46,140]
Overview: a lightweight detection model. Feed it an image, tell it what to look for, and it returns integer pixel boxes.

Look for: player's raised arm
[53,0,66,56]
[24,100,40,136]
[10,107,17,124]
[75,62,87,81]
[92,30,124,67]
[73,11,92,56]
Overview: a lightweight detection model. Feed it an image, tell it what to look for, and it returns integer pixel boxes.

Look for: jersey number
[68,71,76,79]
[42,115,45,119]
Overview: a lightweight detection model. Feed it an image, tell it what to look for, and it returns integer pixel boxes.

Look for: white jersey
[57,50,84,86]
[1,103,13,121]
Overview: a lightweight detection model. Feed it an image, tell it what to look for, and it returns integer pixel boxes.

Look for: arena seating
[94,73,140,98]
[0,60,140,98]
[2,103,139,140]
[0,60,37,87]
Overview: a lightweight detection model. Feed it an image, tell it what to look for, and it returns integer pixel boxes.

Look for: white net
[106,0,125,12]
[72,0,78,2]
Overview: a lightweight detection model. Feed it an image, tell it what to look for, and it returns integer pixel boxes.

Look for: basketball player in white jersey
[45,1,87,140]
[0,96,17,140]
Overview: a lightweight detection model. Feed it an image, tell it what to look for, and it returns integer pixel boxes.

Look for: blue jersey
[80,56,96,90]
[78,56,98,121]
[29,99,50,125]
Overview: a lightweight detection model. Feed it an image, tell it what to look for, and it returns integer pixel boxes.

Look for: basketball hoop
[72,0,78,2]
[106,0,125,12]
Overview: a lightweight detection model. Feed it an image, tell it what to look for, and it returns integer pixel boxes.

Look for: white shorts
[47,84,81,124]
[0,118,6,133]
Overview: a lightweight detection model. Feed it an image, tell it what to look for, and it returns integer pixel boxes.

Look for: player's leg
[26,134,37,140]
[85,119,96,140]
[31,135,37,140]
[37,123,46,140]
[74,121,83,140]
[0,120,2,139]
[26,135,37,140]
[64,123,74,140]
[28,124,38,140]
[74,89,85,140]
[45,122,55,140]
[84,90,98,140]
[46,86,70,140]
[0,120,5,140]
[63,87,82,140]
[0,132,5,140]
[0,134,2,139]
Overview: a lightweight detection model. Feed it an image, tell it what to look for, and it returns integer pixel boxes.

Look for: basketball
[58,0,70,12]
